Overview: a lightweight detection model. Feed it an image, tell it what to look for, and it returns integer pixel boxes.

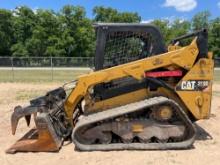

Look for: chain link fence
[0,56,220,82]
[0,57,94,82]
[215,57,220,68]
[0,56,94,67]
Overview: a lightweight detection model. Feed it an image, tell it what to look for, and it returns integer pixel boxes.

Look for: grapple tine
[11,106,38,135]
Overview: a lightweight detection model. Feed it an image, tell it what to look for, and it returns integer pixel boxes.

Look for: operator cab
[94,23,167,70]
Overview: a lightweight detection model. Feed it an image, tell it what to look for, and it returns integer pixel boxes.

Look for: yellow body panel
[176,57,214,119]
[64,38,213,123]
[84,89,149,114]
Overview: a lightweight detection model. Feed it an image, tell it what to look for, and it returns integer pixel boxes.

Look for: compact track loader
[6,23,214,154]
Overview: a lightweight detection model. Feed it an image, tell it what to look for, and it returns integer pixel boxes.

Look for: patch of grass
[213,91,220,97]
[15,90,45,101]
[214,70,220,83]
[0,69,89,83]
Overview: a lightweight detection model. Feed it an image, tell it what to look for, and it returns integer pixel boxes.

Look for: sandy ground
[0,82,220,165]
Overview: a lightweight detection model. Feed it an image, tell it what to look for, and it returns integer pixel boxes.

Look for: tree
[152,19,172,44]
[170,19,191,45]
[0,5,218,58]
[0,9,13,56]
[192,11,211,30]
[10,42,29,57]
[209,17,220,57]
[11,6,36,56]
[93,6,141,23]
[26,9,60,57]
[58,5,95,57]
[170,19,191,37]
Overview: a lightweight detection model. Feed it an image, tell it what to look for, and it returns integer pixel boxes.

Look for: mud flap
[6,113,63,154]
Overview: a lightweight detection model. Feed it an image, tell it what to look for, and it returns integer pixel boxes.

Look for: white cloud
[163,0,197,12]
[218,1,220,8]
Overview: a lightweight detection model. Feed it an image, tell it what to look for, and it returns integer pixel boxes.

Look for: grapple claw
[11,106,38,135]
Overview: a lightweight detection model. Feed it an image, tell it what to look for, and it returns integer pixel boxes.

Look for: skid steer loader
[6,23,214,154]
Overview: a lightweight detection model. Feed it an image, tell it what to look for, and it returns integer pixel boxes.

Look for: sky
[0,0,219,21]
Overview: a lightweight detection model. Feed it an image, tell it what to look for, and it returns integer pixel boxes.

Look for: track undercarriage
[73,97,195,151]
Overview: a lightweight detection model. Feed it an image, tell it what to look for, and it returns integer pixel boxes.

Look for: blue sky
[0,0,220,21]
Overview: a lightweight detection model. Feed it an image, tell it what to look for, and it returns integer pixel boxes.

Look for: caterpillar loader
[6,23,214,154]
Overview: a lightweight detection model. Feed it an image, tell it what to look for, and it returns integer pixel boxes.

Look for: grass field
[0,68,220,83]
[214,69,220,82]
[0,69,90,83]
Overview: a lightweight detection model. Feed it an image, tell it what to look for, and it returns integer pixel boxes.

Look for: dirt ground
[0,82,220,165]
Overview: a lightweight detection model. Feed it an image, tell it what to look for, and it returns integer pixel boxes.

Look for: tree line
[0,5,219,57]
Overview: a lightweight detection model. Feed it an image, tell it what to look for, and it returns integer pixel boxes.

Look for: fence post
[51,57,53,81]
[11,57,14,81]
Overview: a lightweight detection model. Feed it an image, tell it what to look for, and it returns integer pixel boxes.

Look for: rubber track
[72,96,196,151]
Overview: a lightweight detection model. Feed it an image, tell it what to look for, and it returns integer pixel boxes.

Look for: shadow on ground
[194,123,212,141]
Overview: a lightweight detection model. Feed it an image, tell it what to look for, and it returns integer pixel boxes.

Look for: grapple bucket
[6,108,63,154]
[6,87,71,154]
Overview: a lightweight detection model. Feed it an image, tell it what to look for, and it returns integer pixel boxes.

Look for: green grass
[213,91,220,97]
[0,69,90,83]
[214,69,220,82]
[15,90,45,101]
[0,69,220,83]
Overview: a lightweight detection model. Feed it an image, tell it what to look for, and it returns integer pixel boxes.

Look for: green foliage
[93,6,141,23]
[170,19,191,37]
[152,19,172,44]
[152,19,191,45]
[10,42,29,57]
[0,5,219,57]
[0,5,140,57]
[0,9,13,56]
[11,6,36,57]
[192,11,211,30]
[59,5,95,57]
[209,18,220,57]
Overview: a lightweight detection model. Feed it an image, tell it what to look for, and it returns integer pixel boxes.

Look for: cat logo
[176,80,209,91]
[181,81,196,90]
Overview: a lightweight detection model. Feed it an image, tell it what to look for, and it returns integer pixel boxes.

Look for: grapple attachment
[6,88,71,154]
